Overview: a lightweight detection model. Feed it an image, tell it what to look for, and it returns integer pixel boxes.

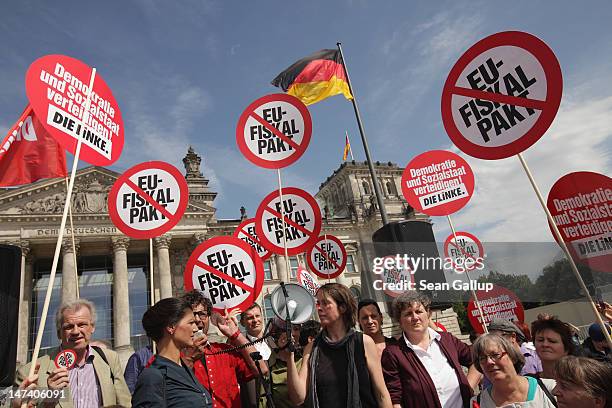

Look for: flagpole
[337,42,389,225]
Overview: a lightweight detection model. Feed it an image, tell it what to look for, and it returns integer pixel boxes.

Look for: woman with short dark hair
[287,283,392,407]
[132,298,212,407]
[381,291,480,408]
[531,316,574,379]
[471,334,557,407]
[553,356,612,408]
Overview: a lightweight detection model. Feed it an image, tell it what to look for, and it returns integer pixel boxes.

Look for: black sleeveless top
[315,332,377,408]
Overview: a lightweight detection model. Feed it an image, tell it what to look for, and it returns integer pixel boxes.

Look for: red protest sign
[184,236,264,313]
[401,150,475,216]
[444,231,485,272]
[25,55,124,166]
[236,94,312,169]
[108,161,188,239]
[441,31,562,160]
[547,171,612,273]
[297,265,320,297]
[467,285,524,334]
[233,218,272,261]
[255,187,322,256]
[54,349,77,369]
[306,235,347,279]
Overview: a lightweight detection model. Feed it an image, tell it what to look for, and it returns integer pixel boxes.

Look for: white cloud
[114,74,212,173]
[433,94,612,242]
[367,9,485,146]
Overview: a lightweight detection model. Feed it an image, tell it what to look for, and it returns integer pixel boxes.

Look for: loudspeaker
[0,244,21,387]
[270,283,315,324]
[372,220,451,306]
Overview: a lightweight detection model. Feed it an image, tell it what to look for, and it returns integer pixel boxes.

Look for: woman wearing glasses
[381,292,480,407]
[471,333,557,408]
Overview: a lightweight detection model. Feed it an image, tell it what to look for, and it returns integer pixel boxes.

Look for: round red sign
[108,161,189,239]
[547,171,612,273]
[25,54,124,166]
[255,187,322,256]
[54,349,77,369]
[443,231,485,273]
[401,150,475,216]
[236,94,312,169]
[306,235,347,279]
[441,31,562,160]
[233,218,272,261]
[184,236,264,314]
[467,285,525,334]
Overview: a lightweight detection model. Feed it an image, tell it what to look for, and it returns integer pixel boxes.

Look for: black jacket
[132,355,212,407]
[579,338,612,364]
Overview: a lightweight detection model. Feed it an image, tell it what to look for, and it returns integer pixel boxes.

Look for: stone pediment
[0,166,118,216]
[0,166,216,218]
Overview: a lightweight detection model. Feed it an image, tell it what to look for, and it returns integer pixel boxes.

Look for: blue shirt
[124,346,154,394]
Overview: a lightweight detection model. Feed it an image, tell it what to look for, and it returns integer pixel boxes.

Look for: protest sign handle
[277,169,292,282]
[517,153,612,350]
[447,215,488,334]
[324,234,330,284]
[65,176,79,299]
[26,68,97,381]
[149,238,156,354]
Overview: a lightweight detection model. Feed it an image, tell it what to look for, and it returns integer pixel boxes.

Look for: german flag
[271,49,353,106]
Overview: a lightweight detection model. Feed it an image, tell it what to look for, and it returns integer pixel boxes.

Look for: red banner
[0,105,67,187]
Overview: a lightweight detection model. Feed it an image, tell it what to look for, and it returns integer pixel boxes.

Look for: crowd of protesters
[9,286,612,408]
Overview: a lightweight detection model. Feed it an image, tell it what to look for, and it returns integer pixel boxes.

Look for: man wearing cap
[488,318,542,375]
[579,323,612,364]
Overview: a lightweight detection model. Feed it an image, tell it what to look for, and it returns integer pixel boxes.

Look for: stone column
[154,234,173,299]
[111,237,133,363]
[17,241,32,364]
[61,238,80,303]
[276,255,289,282]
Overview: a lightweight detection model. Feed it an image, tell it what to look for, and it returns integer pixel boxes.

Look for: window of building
[386,181,395,195]
[346,254,357,273]
[290,257,299,279]
[264,260,273,280]
[362,181,370,195]
[30,254,150,358]
[263,294,274,324]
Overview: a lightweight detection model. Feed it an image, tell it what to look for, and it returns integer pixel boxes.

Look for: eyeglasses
[478,351,508,363]
[193,311,209,319]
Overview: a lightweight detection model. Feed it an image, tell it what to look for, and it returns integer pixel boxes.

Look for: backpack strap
[525,374,558,407]
[91,345,115,383]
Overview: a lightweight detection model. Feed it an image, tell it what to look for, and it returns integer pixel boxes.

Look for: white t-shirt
[247,332,272,361]
[404,328,463,408]
[470,377,557,408]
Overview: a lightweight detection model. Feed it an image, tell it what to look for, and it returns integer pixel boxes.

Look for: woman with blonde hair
[471,333,557,408]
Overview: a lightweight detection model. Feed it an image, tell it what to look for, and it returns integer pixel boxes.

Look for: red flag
[0,105,67,187]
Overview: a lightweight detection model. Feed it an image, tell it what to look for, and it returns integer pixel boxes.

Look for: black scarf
[307,328,361,408]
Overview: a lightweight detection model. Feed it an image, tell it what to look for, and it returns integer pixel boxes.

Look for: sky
[1,0,610,255]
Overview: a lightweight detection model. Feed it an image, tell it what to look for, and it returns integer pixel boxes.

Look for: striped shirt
[68,346,101,408]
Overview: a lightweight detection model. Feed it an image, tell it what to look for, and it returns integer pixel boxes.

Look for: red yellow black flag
[271,49,353,105]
